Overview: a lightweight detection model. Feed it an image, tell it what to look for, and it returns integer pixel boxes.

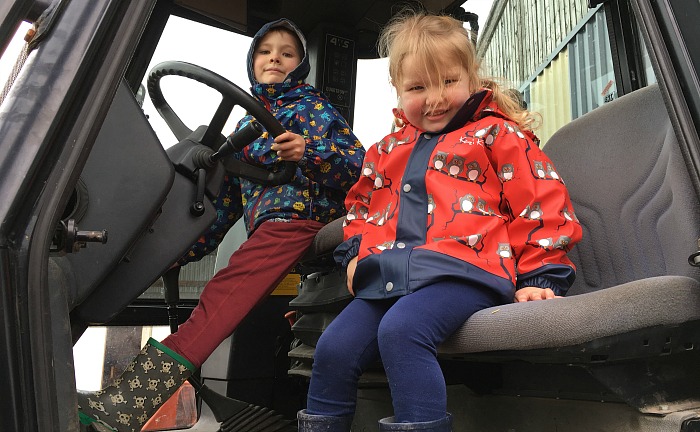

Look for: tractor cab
[1,0,700,431]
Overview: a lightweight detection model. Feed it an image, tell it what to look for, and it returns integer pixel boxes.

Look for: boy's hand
[271,132,305,162]
[514,286,559,302]
[346,256,358,296]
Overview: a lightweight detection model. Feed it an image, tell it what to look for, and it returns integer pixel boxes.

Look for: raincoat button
[386,282,394,291]
[403,184,412,193]
[396,242,406,249]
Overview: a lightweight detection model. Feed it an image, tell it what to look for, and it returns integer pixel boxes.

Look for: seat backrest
[544,84,700,295]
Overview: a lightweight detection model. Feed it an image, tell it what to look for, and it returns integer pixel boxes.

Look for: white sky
[1,1,494,149]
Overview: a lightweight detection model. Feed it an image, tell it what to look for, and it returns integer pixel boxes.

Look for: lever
[162,266,181,333]
[210,120,264,162]
[53,219,108,254]
[191,168,206,217]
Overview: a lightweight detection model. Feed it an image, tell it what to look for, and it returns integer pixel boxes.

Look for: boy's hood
[246,18,311,86]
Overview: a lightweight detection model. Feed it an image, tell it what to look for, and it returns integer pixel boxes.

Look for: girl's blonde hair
[378,11,536,131]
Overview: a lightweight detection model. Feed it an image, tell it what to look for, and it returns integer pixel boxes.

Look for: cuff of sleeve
[333,235,361,268]
[516,264,576,296]
[516,276,566,296]
[297,154,309,170]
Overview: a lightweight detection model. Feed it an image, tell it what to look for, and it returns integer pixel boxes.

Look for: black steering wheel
[146,61,295,185]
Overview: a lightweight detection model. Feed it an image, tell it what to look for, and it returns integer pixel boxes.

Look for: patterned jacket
[334,89,582,302]
[179,19,365,264]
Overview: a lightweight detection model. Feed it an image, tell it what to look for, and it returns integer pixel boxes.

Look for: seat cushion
[440,275,700,354]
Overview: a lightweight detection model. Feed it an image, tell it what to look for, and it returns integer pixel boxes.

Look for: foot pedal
[219,403,297,432]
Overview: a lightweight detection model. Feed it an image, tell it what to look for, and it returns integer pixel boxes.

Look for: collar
[251,79,307,106]
[393,89,494,134]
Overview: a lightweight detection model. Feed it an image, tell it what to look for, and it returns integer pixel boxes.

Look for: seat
[441,83,700,414]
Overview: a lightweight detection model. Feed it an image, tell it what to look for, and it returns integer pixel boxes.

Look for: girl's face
[253,30,302,84]
[397,54,472,133]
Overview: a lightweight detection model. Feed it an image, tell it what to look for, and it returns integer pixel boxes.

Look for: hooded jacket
[334,89,582,302]
[180,19,365,264]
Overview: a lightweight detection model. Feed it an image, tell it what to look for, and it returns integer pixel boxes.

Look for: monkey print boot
[77,338,194,431]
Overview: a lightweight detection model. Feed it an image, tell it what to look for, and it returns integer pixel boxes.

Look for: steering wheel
[146,60,295,185]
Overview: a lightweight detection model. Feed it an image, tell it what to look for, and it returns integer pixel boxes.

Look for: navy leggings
[306,280,501,422]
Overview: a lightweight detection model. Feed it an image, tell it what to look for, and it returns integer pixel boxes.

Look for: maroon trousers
[162,219,325,367]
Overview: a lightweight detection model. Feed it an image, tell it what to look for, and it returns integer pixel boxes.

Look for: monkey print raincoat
[335,89,582,302]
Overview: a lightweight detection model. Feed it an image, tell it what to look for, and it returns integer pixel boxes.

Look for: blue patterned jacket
[179,19,364,264]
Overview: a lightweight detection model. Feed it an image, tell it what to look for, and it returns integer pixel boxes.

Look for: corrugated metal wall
[477,0,589,87]
[528,9,614,144]
[140,219,249,301]
[140,254,217,300]
[529,48,572,145]
[568,9,615,120]
[477,1,615,145]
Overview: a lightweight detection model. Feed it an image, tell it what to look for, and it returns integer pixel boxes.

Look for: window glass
[140,16,252,149]
[74,326,171,391]
[0,21,33,106]
[353,57,395,148]
[568,9,617,120]
[639,30,658,86]
[477,4,653,145]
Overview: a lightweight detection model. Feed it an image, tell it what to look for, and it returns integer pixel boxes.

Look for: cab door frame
[0,1,155,430]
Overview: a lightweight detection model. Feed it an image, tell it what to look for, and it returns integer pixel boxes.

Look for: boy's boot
[378,414,452,432]
[297,409,353,432]
[77,338,195,432]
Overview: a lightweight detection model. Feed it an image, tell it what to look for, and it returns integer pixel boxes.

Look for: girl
[298,12,582,432]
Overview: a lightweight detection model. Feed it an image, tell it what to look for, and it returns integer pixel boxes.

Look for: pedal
[219,403,297,432]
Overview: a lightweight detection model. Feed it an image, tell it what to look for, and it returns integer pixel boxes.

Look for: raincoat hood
[246,18,311,88]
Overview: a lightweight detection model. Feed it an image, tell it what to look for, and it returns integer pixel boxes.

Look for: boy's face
[253,30,302,84]
[397,54,472,133]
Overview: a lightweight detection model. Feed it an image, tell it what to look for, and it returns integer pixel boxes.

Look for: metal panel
[478,3,615,145]
[531,48,572,146]
[141,253,217,300]
[568,9,616,119]
[478,0,589,87]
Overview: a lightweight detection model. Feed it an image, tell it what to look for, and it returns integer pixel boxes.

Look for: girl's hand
[346,256,358,296]
[514,286,559,302]
[271,132,305,162]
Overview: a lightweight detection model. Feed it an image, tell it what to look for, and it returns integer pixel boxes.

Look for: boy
[78,18,365,432]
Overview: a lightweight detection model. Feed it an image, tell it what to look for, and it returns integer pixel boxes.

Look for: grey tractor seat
[444,83,700,363]
[300,217,345,263]
[441,275,700,356]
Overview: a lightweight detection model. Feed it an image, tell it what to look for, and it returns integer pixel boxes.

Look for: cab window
[479,3,656,145]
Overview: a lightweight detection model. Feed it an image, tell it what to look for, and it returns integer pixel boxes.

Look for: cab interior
[1,0,700,431]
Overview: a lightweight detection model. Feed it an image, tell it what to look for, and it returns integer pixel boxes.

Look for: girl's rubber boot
[297,409,353,432]
[77,337,195,432]
[378,414,453,431]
